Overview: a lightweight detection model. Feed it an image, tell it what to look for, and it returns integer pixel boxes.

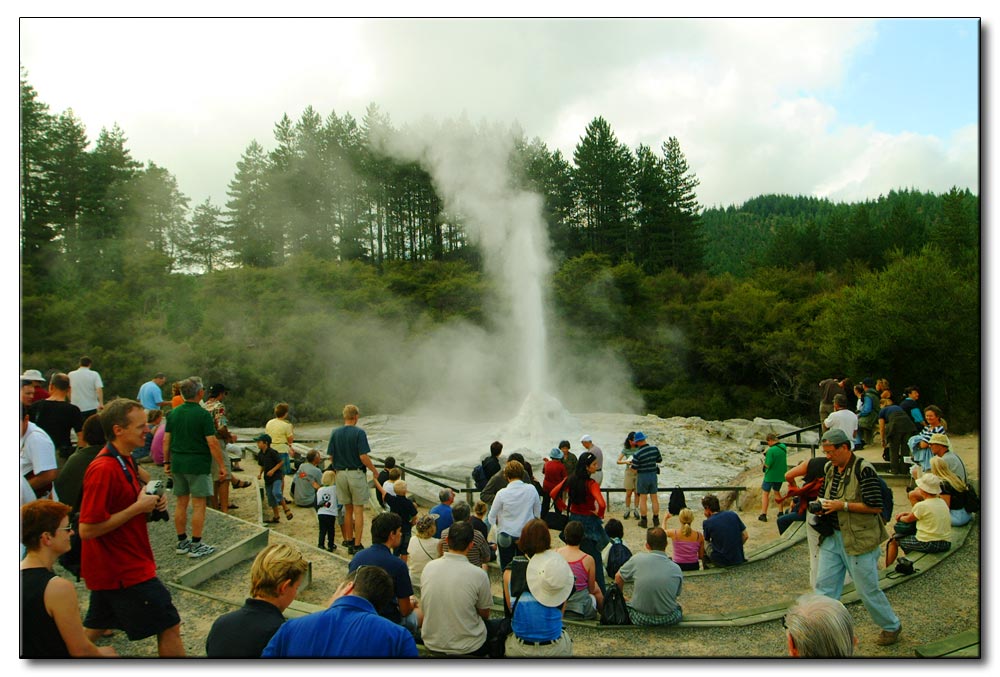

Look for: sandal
[232,479,252,489]
[263,518,279,524]
[227,503,238,510]
[284,509,294,521]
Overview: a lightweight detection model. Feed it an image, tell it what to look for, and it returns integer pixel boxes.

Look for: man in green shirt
[164,377,225,559]
[760,433,788,522]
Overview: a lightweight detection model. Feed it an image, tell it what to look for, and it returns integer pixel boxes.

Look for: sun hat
[526,549,574,608]
[915,473,943,495]
[415,514,438,537]
[20,369,45,382]
[549,447,564,460]
[580,434,593,444]
[928,433,951,448]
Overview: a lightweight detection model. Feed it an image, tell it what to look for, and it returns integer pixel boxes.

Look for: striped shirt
[631,445,662,474]
[826,457,882,508]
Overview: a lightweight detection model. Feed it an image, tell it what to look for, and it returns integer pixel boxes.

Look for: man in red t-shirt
[79,398,184,656]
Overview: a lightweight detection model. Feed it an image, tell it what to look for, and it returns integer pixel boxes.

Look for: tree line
[19,67,981,432]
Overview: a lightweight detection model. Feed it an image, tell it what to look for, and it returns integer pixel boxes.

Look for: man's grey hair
[451,501,470,522]
[785,593,855,657]
[438,488,454,503]
[179,376,204,401]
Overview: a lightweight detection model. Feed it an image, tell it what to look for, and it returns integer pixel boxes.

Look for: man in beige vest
[813,428,901,646]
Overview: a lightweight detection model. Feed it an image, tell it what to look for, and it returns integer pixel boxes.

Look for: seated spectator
[437,501,491,569]
[471,500,492,548]
[908,405,947,471]
[20,499,117,657]
[348,512,419,634]
[925,456,973,526]
[206,543,308,657]
[407,514,441,581]
[887,473,951,566]
[263,566,418,657]
[556,520,603,618]
[430,488,455,538]
[784,593,856,657]
[603,518,632,579]
[420,521,501,657]
[384,480,418,561]
[292,450,323,508]
[664,508,705,571]
[701,494,747,568]
[504,519,574,657]
[614,526,683,626]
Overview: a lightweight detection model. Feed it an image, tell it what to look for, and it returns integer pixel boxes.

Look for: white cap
[580,434,593,443]
[20,369,45,382]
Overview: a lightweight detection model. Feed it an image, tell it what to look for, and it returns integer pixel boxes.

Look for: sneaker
[175,539,192,555]
[758,514,768,522]
[341,539,353,547]
[623,510,631,520]
[652,515,660,527]
[637,517,648,528]
[187,542,216,559]
[875,626,901,646]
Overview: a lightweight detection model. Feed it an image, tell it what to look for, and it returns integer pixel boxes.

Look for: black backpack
[471,464,488,491]
[606,539,632,579]
[963,483,980,513]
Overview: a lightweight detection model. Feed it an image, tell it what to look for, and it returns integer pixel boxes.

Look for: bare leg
[651,493,660,518]
[352,505,364,546]
[886,538,900,567]
[343,505,355,542]
[191,497,207,539]
[637,493,647,518]
[174,494,190,537]
[761,491,770,515]
[157,623,185,657]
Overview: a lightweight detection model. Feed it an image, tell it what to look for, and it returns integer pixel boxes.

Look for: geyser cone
[495,391,580,453]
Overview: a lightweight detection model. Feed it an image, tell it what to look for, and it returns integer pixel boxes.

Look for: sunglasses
[54,525,73,533]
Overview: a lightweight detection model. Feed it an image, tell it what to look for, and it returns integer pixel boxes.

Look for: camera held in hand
[807,499,826,514]
[145,480,170,522]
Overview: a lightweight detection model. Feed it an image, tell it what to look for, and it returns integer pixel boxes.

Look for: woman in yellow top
[266,403,296,475]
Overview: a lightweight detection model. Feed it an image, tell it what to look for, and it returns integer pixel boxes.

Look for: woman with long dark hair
[551,451,609,594]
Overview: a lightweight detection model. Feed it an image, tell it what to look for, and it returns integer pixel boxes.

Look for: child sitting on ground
[316,470,339,552]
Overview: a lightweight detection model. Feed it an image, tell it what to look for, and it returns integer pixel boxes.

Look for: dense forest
[19,67,981,432]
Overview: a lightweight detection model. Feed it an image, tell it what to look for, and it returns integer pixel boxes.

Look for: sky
[17,16,980,210]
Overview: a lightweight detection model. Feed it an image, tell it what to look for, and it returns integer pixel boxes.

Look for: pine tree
[19,67,55,273]
[226,140,274,267]
[572,116,635,261]
[660,137,703,273]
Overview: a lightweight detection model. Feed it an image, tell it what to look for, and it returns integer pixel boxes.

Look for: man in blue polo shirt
[137,373,167,413]
[701,494,747,567]
[262,565,417,657]
[348,512,419,634]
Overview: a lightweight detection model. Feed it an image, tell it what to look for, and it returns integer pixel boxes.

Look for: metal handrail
[776,423,821,458]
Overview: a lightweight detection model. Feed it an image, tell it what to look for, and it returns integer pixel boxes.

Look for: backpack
[667,487,687,517]
[471,464,488,491]
[963,483,980,513]
[852,458,894,523]
[606,538,632,579]
[600,585,632,625]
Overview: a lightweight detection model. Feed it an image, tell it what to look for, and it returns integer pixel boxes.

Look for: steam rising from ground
[370,118,642,428]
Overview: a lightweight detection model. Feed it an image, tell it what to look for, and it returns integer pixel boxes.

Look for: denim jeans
[814,530,900,632]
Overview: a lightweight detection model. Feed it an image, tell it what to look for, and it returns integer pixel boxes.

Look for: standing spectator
[137,373,168,413]
[579,434,604,486]
[202,384,251,513]
[701,494,747,567]
[79,398,184,656]
[855,379,880,448]
[256,433,293,524]
[886,473,951,567]
[20,499,117,657]
[385,480,418,561]
[29,372,84,466]
[68,356,104,419]
[407,514,442,581]
[316,470,340,551]
[824,394,858,450]
[813,428,901,646]
[53,414,106,515]
[348,512,419,633]
[420,521,502,657]
[266,402,297,475]
[437,501,491,569]
[263,567,418,658]
[617,431,639,519]
[784,593,856,657]
[292,450,323,508]
[430,488,456,538]
[480,452,525,505]
[503,519,574,657]
[540,447,567,518]
[558,440,578,477]
[376,456,396,507]
[164,377,226,558]
[487,460,542,572]
[169,381,183,409]
[878,392,916,474]
[481,441,503,481]
[818,376,844,429]
[21,377,37,407]
[21,369,49,403]
[20,402,59,499]
[759,433,788,522]
[206,543,308,657]
[899,386,926,429]
[327,404,382,555]
[630,431,662,528]
[777,457,828,588]
[839,377,857,413]
[614,526,684,626]
[552,450,610,594]
[664,508,705,572]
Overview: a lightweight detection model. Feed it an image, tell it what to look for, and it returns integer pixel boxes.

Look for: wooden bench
[914,629,980,658]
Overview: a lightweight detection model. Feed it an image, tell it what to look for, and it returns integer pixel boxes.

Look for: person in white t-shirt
[315,471,341,552]
[68,357,104,419]
[20,403,59,500]
[823,394,858,450]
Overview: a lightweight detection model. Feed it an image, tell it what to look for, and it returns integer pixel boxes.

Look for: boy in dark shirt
[384,480,418,560]
[256,433,292,523]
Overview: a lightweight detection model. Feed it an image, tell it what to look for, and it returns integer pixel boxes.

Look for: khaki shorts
[210,454,232,482]
[624,468,637,492]
[335,468,369,505]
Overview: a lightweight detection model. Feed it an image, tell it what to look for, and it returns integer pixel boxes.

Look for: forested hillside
[19,68,981,431]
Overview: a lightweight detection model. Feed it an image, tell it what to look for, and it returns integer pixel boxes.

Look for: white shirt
[68,366,103,411]
[20,422,58,499]
[382,480,397,497]
[487,479,541,536]
[824,409,859,449]
[419,552,493,654]
[316,485,339,517]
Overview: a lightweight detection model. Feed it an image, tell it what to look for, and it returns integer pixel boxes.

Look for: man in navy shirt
[263,565,418,658]
[348,512,419,634]
[701,494,747,567]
